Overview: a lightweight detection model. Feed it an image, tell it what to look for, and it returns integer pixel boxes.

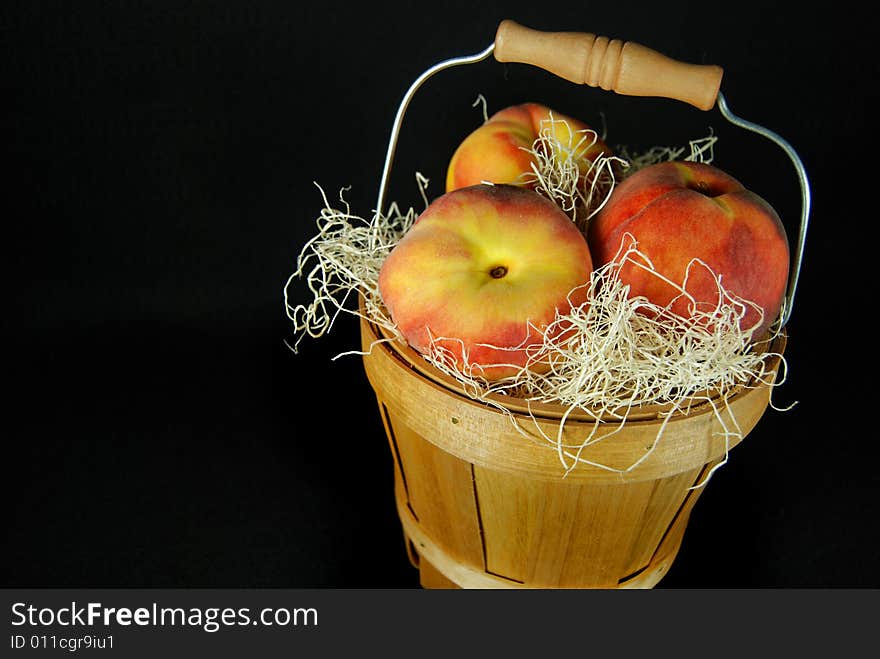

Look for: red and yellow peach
[588,161,790,337]
[379,184,593,379]
[446,102,612,193]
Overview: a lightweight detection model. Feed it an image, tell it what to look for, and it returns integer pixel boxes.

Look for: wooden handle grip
[494,20,723,111]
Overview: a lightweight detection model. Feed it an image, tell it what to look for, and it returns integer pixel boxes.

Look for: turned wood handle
[494,20,723,111]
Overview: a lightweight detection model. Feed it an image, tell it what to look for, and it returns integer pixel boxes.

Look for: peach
[378,184,593,380]
[445,102,612,193]
[588,161,790,338]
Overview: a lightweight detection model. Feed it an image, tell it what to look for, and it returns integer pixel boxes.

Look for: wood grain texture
[620,468,702,576]
[386,413,484,570]
[418,558,459,589]
[472,464,704,587]
[494,19,723,111]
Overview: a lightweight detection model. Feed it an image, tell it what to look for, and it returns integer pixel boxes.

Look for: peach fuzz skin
[588,161,790,338]
[378,184,593,380]
[445,102,612,193]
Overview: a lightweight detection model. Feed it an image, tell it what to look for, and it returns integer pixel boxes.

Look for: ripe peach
[445,102,612,193]
[588,161,790,338]
[378,184,593,380]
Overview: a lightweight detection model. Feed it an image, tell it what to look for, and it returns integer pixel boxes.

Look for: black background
[3,1,878,588]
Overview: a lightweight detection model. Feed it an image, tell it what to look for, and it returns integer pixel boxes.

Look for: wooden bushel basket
[361,305,785,588]
[358,20,808,588]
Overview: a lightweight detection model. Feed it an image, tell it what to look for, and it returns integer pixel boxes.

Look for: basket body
[360,310,783,588]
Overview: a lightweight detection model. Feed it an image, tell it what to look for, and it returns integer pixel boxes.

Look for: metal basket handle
[375,20,810,329]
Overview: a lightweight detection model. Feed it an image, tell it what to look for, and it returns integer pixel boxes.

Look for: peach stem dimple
[690,180,723,198]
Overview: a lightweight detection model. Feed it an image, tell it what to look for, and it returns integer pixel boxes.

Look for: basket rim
[358,292,787,424]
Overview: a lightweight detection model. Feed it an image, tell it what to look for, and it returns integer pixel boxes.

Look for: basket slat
[389,415,484,569]
[621,467,704,575]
